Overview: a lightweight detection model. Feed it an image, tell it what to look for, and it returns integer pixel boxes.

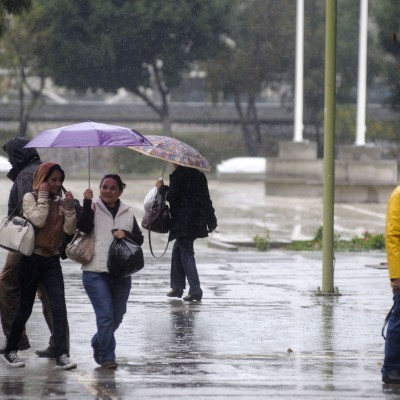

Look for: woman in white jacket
[77,174,143,369]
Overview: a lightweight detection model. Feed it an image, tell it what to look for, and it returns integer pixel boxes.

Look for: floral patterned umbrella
[129,135,211,172]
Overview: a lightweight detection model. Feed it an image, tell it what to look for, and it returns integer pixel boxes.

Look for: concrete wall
[265,142,398,203]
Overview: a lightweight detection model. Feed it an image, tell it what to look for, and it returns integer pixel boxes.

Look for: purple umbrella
[24,121,152,186]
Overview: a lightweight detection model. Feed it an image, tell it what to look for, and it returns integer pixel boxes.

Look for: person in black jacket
[156,164,217,301]
[0,137,69,358]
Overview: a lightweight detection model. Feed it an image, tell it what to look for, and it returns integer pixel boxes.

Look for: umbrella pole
[161,162,167,178]
[88,147,91,188]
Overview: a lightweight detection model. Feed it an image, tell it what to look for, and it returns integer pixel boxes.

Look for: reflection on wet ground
[0,250,391,399]
[0,179,392,398]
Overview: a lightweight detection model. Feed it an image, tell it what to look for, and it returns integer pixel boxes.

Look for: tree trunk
[161,112,171,134]
[131,63,172,135]
[18,74,44,137]
[153,61,171,135]
[234,93,258,156]
[18,70,26,136]
[19,116,28,137]
[247,95,262,144]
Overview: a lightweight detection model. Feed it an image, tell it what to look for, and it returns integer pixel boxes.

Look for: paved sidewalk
[0,249,393,399]
[0,178,394,399]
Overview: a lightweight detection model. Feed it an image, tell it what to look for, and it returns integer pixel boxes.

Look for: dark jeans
[170,238,202,296]
[82,272,131,364]
[5,254,69,358]
[0,252,69,351]
[382,293,400,375]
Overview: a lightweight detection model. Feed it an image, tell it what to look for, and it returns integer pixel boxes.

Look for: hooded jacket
[2,137,41,215]
[386,186,400,283]
[22,162,76,257]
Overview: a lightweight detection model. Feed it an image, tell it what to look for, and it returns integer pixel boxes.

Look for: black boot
[167,289,184,298]
[183,293,202,302]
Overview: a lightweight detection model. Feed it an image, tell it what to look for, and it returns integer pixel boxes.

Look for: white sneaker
[55,354,77,370]
[3,351,25,368]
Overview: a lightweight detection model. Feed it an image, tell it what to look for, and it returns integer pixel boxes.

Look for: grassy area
[287,227,385,252]
[253,226,385,252]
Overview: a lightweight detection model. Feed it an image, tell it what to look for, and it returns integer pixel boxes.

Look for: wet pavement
[0,178,396,399]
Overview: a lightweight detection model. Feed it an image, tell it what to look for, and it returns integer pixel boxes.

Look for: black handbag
[141,189,170,234]
[141,187,170,258]
[107,236,144,278]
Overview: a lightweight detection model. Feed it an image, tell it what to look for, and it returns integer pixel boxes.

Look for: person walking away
[0,137,69,358]
[77,174,143,369]
[2,163,77,369]
[382,185,400,383]
[156,164,217,301]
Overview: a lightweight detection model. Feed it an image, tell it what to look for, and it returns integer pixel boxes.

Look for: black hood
[2,137,41,181]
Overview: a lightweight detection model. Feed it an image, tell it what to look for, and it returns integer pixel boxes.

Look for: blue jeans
[382,293,400,375]
[82,272,131,364]
[170,238,202,296]
[6,254,69,358]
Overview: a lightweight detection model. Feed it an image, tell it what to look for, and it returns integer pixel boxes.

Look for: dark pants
[0,252,69,351]
[0,253,29,348]
[170,238,202,296]
[383,293,400,375]
[5,254,69,358]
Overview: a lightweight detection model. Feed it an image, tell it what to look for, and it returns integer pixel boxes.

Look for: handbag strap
[148,229,169,258]
[8,192,38,219]
[70,230,82,242]
[146,185,170,258]
[8,197,24,219]
[382,303,395,340]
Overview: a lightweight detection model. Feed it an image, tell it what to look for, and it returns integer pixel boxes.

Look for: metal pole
[294,0,304,142]
[355,0,368,146]
[318,0,339,296]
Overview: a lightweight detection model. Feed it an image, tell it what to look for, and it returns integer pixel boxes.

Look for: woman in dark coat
[156,164,217,301]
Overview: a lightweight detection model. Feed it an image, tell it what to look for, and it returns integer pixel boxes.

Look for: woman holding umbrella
[156,163,217,302]
[77,174,143,369]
